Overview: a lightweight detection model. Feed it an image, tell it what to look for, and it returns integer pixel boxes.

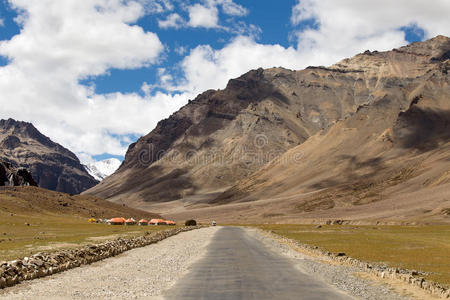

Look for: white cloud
[173,36,305,94]
[164,0,450,99]
[219,0,248,16]
[174,45,188,55]
[170,0,450,98]
[142,0,174,14]
[290,0,450,66]
[0,19,4,27]
[1,0,449,166]
[158,13,185,29]
[187,3,219,28]
[0,0,187,162]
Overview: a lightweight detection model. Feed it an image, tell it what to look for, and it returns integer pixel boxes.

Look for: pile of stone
[0,226,204,289]
[264,230,450,299]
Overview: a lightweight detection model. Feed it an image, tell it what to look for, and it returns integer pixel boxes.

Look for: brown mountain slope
[189,36,449,223]
[0,119,98,194]
[0,186,160,220]
[88,36,450,224]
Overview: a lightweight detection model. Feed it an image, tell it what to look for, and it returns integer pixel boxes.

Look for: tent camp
[165,220,176,226]
[125,218,136,225]
[108,217,126,225]
[88,218,96,223]
[138,219,148,226]
[149,219,167,225]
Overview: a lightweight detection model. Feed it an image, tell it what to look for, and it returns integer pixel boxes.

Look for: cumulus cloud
[158,13,185,29]
[1,0,449,165]
[187,3,219,28]
[0,0,181,162]
[219,0,248,16]
[168,0,450,97]
[290,0,450,66]
[164,37,304,95]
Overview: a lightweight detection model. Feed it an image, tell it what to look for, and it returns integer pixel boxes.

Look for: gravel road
[0,227,219,300]
[0,226,410,300]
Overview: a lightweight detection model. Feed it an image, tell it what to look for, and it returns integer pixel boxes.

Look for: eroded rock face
[0,119,98,194]
[0,160,37,187]
[86,36,450,208]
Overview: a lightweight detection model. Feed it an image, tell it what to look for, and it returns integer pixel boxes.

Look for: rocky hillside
[86,36,450,222]
[214,35,450,205]
[0,159,37,187]
[0,119,98,194]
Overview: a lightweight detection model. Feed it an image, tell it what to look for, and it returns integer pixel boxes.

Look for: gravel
[245,228,410,300]
[0,227,219,300]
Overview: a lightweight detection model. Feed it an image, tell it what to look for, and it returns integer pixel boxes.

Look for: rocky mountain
[86,36,450,223]
[0,119,98,194]
[84,158,121,181]
[0,159,37,187]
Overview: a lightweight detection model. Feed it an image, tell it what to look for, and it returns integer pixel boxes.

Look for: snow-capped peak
[84,158,121,181]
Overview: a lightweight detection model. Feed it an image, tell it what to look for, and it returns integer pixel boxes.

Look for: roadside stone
[0,226,205,290]
[260,228,449,299]
[0,277,6,288]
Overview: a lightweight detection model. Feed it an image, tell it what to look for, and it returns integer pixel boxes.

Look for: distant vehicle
[212,221,217,226]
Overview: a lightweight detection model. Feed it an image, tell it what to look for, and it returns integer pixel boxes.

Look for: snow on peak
[84,158,121,181]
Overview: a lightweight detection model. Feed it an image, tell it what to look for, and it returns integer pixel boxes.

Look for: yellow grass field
[0,186,178,261]
[0,213,181,261]
[255,224,450,288]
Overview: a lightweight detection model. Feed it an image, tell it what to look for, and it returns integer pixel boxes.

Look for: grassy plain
[0,186,172,261]
[255,224,450,287]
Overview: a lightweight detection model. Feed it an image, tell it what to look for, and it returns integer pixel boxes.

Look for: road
[164,227,352,300]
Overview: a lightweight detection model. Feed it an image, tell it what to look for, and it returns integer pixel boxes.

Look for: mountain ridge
[86,36,450,223]
[0,118,98,194]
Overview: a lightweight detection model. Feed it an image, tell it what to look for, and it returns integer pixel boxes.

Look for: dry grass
[0,213,182,261]
[0,186,174,261]
[254,224,450,288]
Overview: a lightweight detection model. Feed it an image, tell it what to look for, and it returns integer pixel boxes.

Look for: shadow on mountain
[394,108,450,151]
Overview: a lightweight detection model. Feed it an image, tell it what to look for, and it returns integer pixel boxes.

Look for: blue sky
[0,0,449,164]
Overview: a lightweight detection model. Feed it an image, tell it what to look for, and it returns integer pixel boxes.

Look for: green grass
[0,213,180,261]
[254,224,450,287]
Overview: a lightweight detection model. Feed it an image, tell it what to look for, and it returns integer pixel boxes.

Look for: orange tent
[125,218,136,225]
[165,220,176,225]
[138,219,148,225]
[109,217,125,225]
[149,218,167,225]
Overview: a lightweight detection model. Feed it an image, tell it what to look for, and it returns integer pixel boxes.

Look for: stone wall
[0,226,205,289]
[262,230,450,299]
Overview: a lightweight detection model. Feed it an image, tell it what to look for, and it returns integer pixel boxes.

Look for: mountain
[84,158,121,181]
[86,36,450,223]
[0,159,37,187]
[0,118,98,194]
